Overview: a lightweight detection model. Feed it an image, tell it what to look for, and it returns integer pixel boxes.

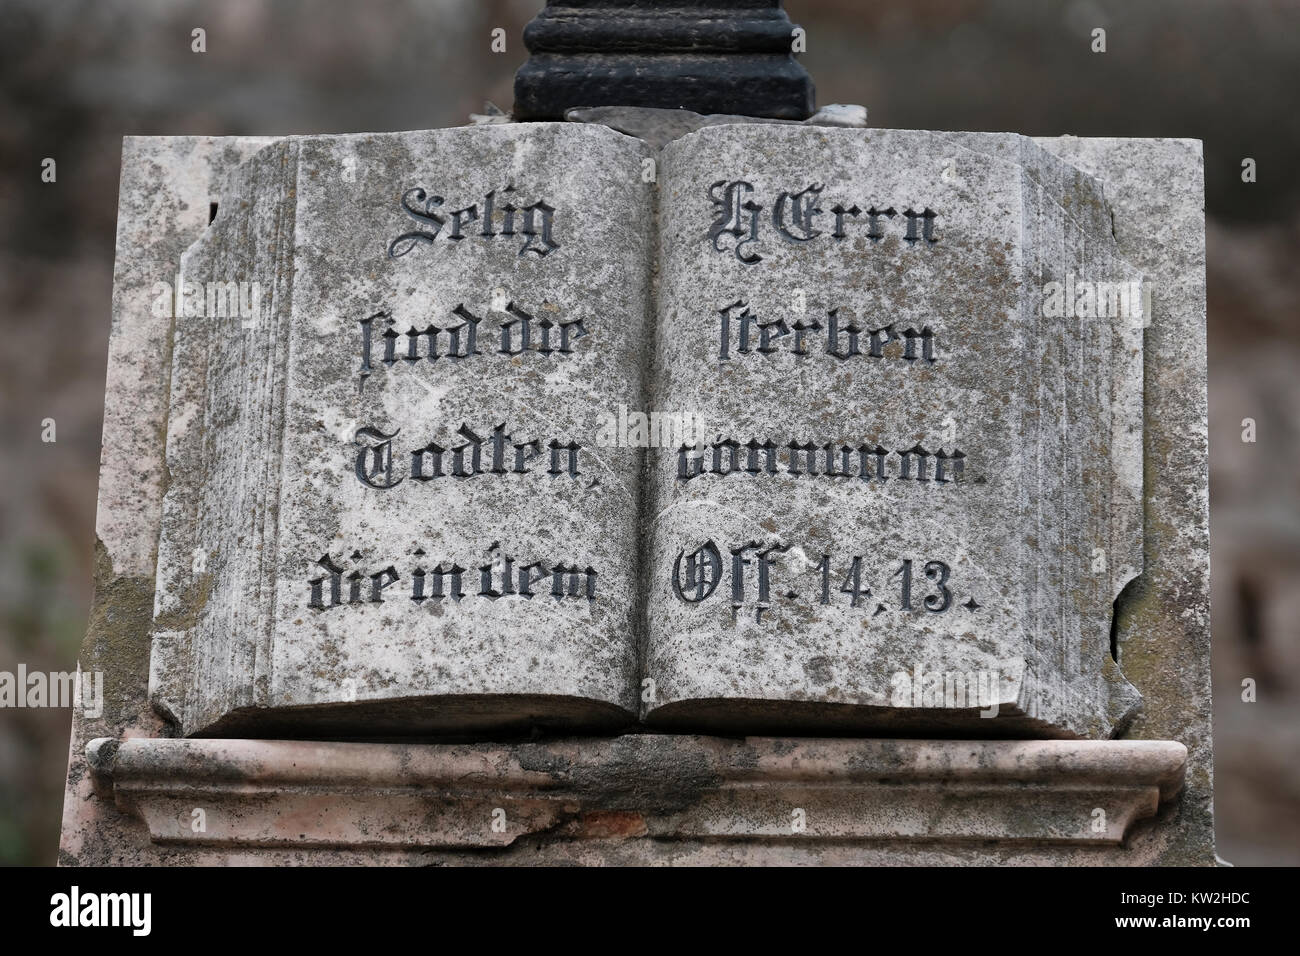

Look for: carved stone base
[82,735,1186,864]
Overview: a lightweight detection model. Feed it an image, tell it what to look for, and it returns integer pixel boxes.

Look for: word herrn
[708,180,939,265]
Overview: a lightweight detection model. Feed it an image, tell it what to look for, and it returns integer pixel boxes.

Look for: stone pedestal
[80,736,1186,864]
[58,120,1212,866]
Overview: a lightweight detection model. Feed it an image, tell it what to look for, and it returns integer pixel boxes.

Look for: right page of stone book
[644,125,1145,737]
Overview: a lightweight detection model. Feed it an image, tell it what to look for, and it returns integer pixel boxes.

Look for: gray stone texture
[646,126,1145,738]
[1037,135,1212,864]
[60,125,1212,866]
[150,125,655,736]
[86,735,1187,858]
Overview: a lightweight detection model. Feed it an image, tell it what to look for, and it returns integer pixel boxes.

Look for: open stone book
[148,122,1146,739]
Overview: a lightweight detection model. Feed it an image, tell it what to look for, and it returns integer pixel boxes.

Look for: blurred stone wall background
[0,0,1295,866]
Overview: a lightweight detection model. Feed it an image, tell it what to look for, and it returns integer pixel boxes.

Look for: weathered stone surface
[564,103,867,150]
[150,124,654,736]
[644,126,1145,738]
[133,124,1156,740]
[60,127,1211,867]
[96,136,274,580]
[89,735,1186,852]
[59,135,277,867]
[1037,136,1213,863]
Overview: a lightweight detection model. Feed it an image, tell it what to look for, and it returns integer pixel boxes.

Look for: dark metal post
[513,0,815,121]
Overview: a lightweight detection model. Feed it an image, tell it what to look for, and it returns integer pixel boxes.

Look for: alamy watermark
[890,663,1001,717]
[152,273,264,329]
[594,403,710,448]
[0,665,102,718]
[50,886,150,936]
[1041,272,1152,327]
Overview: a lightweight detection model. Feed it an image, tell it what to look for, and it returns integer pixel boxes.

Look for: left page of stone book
[149,124,654,737]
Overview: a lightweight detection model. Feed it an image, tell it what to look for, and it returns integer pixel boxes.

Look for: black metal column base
[513,2,815,121]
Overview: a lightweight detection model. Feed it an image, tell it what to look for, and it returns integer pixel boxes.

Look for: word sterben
[709,180,940,264]
[716,300,937,362]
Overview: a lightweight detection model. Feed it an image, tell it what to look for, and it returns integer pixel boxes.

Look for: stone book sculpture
[150,122,1145,741]
[62,2,1213,865]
